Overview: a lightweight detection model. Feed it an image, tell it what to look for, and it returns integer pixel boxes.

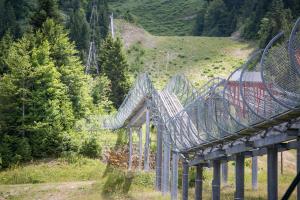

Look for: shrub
[0,135,32,168]
[80,136,102,158]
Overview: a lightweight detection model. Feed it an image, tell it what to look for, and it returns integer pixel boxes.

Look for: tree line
[0,0,129,168]
[194,0,299,47]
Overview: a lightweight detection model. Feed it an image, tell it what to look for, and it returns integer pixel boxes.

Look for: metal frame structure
[100,19,300,200]
[86,0,100,74]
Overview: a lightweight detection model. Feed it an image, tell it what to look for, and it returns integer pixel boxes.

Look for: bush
[0,135,32,169]
[61,132,80,154]
[80,136,102,158]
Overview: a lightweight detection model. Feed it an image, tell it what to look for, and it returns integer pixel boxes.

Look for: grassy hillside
[115,20,253,89]
[109,0,202,36]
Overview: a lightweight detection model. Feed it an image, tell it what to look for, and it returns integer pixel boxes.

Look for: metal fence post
[267,146,278,200]
[182,158,189,200]
[156,124,163,191]
[212,160,221,200]
[144,108,151,171]
[139,127,143,171]
[235,154,245,200]
[171,151,179,200]
[195,164,203,200]
[221,161,228,186]
[162,134,171,194]
[252,156,258,191]
[128,127,133,170]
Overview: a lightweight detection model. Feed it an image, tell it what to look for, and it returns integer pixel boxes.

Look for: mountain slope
[109,0,202,36]
[115,20,253,88]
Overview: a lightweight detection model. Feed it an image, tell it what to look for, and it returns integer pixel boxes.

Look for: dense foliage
[100,36,130,108]
[195,0,299,46]
[0,0,130,168]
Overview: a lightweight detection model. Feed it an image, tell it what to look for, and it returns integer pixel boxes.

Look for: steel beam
[128,127,133,170]
[171,151,179,200]
[162,135,171,194]
[221,161,228,186]
[182,158,189,200]
[212,160,221,200]
[144,108,151,171]
[156,125,163,191]
[139,127,143,170]
[267,146,278,200]
[297,137,300,200]
[205,150,225,160]
[235,154,245,200]
[252,156,258,191]
[195,165,203,200]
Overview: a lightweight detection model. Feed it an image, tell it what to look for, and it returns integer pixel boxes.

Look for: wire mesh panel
[164,75,199,106]
[240,51,283,124]
[102,73,154,129]
[208,81,244,137]
[261,31,300,110]
[223,68,257,130]
[289,18,300,77]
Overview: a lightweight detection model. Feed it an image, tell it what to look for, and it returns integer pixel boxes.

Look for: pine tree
[68,7,90,61]
[31,0,61,30]
[36,19,93,119]
[91,75,113,113]
[100,36,130,108]
[258,0,292,47]
[0,33,13,75]
[0,1,18,38]
[0,33,75,160]
[203,0,234,36]
[194,3,207,35]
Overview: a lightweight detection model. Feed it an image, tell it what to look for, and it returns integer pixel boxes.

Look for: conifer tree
[31,0,61,29]
[258,0,292,47]
[0,34,74,160]
[0,33,13,75]
[203,0,233,36]
[37,19,93,119]
[68,7,90,60]
[0,1,18,38]
[100,36,129,108]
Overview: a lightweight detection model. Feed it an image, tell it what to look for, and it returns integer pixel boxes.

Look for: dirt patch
[103,145,156,170]
[0,181,95,200]
[115,20,157,49]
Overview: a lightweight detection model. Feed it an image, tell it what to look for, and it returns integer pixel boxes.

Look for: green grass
[0,154,298,200]
[192,158,298,200]
[109,0,202,36]
[0,156,161,200]
[116,20,253,89]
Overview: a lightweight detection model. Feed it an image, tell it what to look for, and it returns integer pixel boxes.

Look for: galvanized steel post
[156,124,163,191]
[128,127,133,170]
[212,160,221,200]
[182,158,189,200]
[139,127,143,170]
[171,151,179,200]
[267,146,278,200]
[252,156,258,191]
[235,154,245,200]
[195,165,203,200]
[144,107,151,171]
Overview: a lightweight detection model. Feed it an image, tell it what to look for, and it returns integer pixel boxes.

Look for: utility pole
[110,13,115,39]
[86,1,100,74]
